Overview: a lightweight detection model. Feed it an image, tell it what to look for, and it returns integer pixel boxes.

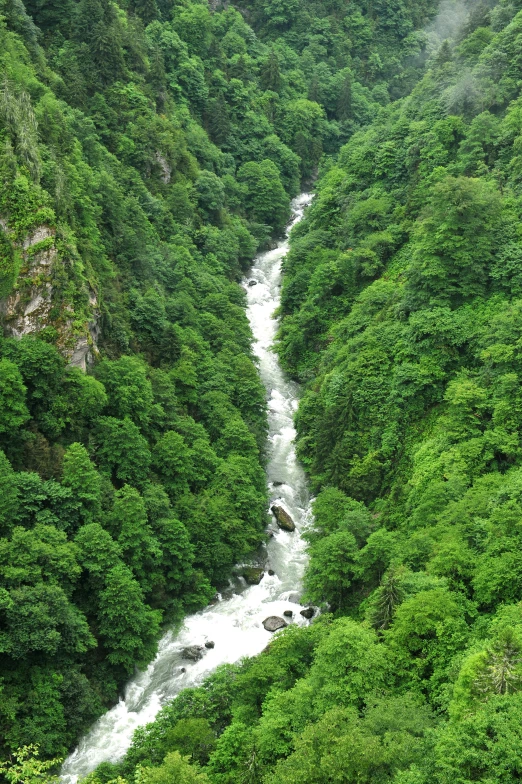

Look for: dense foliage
[44,2,522,784]
[5,0,511,779]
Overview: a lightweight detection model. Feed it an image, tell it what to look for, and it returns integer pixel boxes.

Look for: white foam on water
[61,193,314,782]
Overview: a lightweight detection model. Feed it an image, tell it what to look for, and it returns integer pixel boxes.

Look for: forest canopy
[6,1,522,784]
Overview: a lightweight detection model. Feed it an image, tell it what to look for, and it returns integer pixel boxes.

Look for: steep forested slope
[0,0,441,767]
[63,2,522,784]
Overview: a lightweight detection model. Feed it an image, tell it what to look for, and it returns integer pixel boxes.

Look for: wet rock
[263,616,287,632]
[268,569,275,576]
[288,592,301,604]
[272,481,284,487]
[300,607,316,620]
[182,645,205,661]
[271,504,296,532]
[180,667,186,673]
[248,280,257,287]
[243,567,264,585]
[205,641,215,649]
[283,610,293,618]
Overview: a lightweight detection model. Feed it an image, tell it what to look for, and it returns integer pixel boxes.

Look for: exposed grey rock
[272,481,284,487]
[180,667,186,673]
[288,592,301,604]
[155,151,171,183]
[182,646,205,661]
[263,616,287,632]
[205,641,215,649]
[248,279,257,286]
[271,504,296,532]
[268,569,275,576]
[283,610,293,618]
[300,607,315,620]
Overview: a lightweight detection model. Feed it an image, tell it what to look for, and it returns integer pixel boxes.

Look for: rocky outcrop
[155,152,171,184]
[181,645,205,661]
[271,504,296,532]
[69,290,100,371]
[243,567,265,585]
[1,225,55,340]
[0,219,99,369]
[263,616,287,632]
[300,607,316,620]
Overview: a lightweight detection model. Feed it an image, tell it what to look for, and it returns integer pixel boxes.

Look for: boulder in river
[288,592,301,604]
[243,567,264,585]
[263,616,287,632]
[283,610,293,618]
[182,645,205,661]
[268,569,275,576]
[271,504,296,532]
[248,280,257,287]
[300,607,316,620]
[272,481,284,487]
[205,641,215,649]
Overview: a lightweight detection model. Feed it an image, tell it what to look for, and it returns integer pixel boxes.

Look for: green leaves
[98,564,161,672]
[0,359,29,435]
[405,176,503,310]
[237,159,290,235]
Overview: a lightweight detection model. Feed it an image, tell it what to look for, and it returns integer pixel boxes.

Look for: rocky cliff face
[0,218,99,370]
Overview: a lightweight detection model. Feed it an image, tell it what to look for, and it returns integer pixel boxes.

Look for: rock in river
[271,504,296,532]
[182,645,204,661]
[283,610,293,618]
[243,567,264,585]
[205,641,215,649]
[300,607,315,620]
[263,616,287,632]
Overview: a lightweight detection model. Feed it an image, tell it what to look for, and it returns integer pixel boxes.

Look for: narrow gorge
[61,193,313,782]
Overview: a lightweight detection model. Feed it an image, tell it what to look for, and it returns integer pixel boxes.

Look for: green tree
[108,485,161,591]
[433,694,522,784]
[94,417,152,487]
[137,751,209,784]
[152,430,190,498]
[0,358,29,434]
[96,357,153,428]
[98,564,161,672]
[307,619,388,713]
[0,744,61,784]
[405,176,503,308]
[303,531,359,611]
[237,159,290,234]
[260,49,282,93]
[0,450,18,533]
[61,443,102,527]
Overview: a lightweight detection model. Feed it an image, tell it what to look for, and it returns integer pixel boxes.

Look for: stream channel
[61,192,314,782]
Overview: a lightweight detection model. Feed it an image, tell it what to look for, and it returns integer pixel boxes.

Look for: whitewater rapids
[61,192,313,782]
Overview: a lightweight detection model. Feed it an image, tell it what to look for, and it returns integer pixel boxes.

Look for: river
[61,192,314,782]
